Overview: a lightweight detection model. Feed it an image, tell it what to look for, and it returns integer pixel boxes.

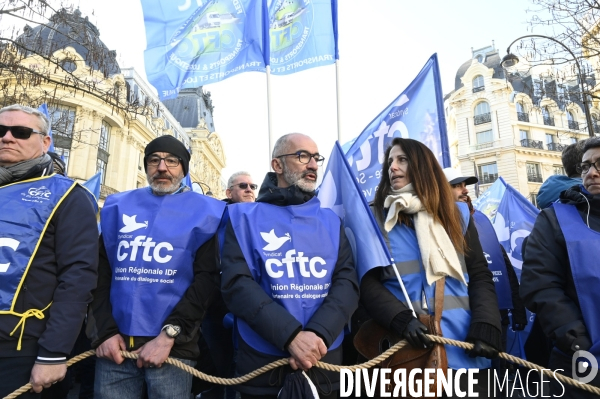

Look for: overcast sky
[59,1,540,187]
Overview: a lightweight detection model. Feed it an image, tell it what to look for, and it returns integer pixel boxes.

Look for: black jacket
[220,172,359,395]
[0,166,98,362]
[360,211,503,352]
[520,185,600,355]
[87,196,221,360]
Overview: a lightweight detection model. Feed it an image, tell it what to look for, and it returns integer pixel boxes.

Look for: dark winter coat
[520,185,600,355]
[0,162,98,362]
[220,172,359,396]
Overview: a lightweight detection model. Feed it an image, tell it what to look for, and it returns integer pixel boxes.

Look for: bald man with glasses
[220,133,359,398]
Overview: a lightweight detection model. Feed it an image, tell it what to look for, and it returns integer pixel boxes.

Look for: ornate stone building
[445,43,597,205]
[0,8,226,205]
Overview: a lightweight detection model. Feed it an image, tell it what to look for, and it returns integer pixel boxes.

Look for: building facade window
[478,163,498,184]
[527,162,543,182]
[54,147,70,172]
[553,165,565,175]
[545,134,554,145]
[570,137,577,144]
[473,75,485,92]
[567,111,579,130]
[49,105,76,154]
[476,130,493,148]
[516,102,529,122]
[593,115,600,134]
[474,101,491,125]
[543,107,554,126]
[96,158,107,183]
[520,130,529,140]
[97,121,111,184]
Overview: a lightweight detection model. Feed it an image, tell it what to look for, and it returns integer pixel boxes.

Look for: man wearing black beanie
[88,135,226,399]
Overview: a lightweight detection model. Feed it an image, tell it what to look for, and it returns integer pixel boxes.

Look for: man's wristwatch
[161,324,181,338]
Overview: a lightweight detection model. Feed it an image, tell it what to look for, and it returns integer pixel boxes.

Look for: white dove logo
[119,214,149,233]
[260,230,291,251]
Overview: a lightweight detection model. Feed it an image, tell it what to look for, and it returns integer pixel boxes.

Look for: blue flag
[82,171,102,201]
[492,179,540,280]
[318,141,393,281]
[38,104,55,153]
[344,54,449,202]
[141,0,266,100]
[473,177,540,360]
[267,0,337,75]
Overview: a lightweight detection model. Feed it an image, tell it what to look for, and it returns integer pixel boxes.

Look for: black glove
[466,340,498,359]
[402,318,432,349]
[511,309,528,331]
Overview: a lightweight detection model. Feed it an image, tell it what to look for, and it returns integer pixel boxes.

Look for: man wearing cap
[443,168,527,345]
[88,135,226,399]
[0,104,98,397]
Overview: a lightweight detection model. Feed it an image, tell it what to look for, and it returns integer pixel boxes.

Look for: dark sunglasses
[0,125,45,139]
[230,182,258,190]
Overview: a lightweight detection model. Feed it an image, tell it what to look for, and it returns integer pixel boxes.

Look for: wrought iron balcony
[594,124,600,134]
[472,86,485,93]
[517,112,529,122]
[527,174,543,183]
[479,174,498,184]
[547,142,567,152]
[474,112,491,125]
[568,120,579,130]
[543,116,555,126]
[520,139,544,149]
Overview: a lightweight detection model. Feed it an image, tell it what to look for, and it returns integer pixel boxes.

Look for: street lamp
[501,34,595,137]
[192,181,213,196]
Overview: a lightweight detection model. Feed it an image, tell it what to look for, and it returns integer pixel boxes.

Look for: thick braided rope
[5,336,600,398]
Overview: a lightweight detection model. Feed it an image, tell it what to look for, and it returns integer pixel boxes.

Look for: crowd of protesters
[1,103,599,399]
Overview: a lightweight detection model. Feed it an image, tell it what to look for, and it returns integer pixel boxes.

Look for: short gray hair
[0,104,50,135]
[227,171,252,188]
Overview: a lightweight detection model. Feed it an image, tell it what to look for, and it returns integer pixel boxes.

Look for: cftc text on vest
[340,368,567,397]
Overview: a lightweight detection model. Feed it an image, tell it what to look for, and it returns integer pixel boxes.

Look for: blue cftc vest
[101,188,225,337]
[554,203,600,361]
[0,175,94,348]
[472,210,513,310]
[228,197,342,356]
[380,202,491,370]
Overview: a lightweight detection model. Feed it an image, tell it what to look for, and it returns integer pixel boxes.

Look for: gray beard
[148,174,183,195]
[283,165,317,192]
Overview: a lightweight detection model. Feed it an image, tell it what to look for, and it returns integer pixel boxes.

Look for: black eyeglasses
[230,182,258,190]
[0,125,45,140]
[277,150,325,166]
[147,156,181,168]
[576,160,600,174]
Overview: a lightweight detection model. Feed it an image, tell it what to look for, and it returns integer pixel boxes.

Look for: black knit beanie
[144,135,190,176]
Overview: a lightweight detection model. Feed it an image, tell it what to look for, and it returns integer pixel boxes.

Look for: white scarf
[383,183,467,286]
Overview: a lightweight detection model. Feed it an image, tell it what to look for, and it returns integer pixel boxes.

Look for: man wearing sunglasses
[0,105,98,398]
[220,133,359,398]
[89,135,225,399]
[225,171,257,204]
[522,137,600,397]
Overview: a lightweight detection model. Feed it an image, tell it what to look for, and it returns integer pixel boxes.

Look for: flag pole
[335,59,342,143]
[266,66,274,167]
